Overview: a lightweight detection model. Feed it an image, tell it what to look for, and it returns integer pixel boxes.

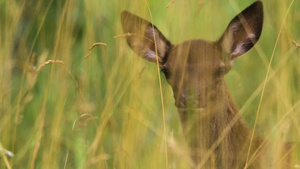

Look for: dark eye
[215,67,227,78]
[161,68,171,79]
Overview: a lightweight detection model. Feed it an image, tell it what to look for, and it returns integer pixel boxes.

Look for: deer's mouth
[174,92,207,109]
[177,107,205,112]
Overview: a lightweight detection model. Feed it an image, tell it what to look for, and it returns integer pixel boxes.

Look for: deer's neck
[177,83,252,167]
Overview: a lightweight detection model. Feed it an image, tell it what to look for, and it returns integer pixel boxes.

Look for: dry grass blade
[83,42,107,59]
[114,32,154,43]
[84,51,92,58]
[196,1,205,15]
[114,32,133,38]
[143,0,168,168]
[30,142,40,169]
[166,0,175,8]
[293,40,300,47]
[36,60,64,72]
[64,113,99,169]
[88,42,107,50]
[72,114,98,131]
[90,154,111,164]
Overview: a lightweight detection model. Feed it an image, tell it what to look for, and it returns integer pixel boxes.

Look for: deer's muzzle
[175,92,206,109]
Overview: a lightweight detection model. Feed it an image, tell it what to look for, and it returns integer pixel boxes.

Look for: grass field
[1,0,300,168]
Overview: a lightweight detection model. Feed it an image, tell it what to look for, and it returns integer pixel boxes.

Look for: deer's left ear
[121,11,171,64]
[218,1,263,65]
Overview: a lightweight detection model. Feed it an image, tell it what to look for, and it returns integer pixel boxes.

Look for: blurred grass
[0,0,300,168]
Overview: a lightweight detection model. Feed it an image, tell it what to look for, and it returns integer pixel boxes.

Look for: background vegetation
[0,0,300,168]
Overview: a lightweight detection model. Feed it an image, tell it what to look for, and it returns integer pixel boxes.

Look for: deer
[120,1,295,169]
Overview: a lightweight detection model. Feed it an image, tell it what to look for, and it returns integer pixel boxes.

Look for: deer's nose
[175,92,204,108]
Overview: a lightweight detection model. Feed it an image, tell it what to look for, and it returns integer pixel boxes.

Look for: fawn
[121,1,295,168]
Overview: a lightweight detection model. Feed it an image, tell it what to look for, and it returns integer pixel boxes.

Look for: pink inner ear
[232,42,246,56]
[231,32,257,60]
[230,21,242,33]
[145,27,155,39]
[144,48,159,62]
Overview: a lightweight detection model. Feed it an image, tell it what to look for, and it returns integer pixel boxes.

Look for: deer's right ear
[218,1,263,66]
[121,11,171,64]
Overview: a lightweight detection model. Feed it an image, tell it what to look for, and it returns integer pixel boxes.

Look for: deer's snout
[175,92,206,108]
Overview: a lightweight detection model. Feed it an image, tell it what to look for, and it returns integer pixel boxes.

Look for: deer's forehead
[167,40,222,68]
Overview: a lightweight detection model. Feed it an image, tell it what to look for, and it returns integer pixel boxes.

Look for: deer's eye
[215,67,226,78]
[161,68,171,79]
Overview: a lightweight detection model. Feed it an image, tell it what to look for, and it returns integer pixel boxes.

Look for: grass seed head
[36,60,64,72]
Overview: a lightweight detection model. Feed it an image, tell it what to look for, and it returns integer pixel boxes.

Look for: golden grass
[36,60,64,72]
[1,0,300,168]
[245,0,295,167]
[114,32,133,39]
[88,43,107,51]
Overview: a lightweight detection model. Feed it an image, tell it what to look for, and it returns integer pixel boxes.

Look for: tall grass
[0,0,300,168]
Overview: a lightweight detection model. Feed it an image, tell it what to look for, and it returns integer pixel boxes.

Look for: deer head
[121,1,262,119]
